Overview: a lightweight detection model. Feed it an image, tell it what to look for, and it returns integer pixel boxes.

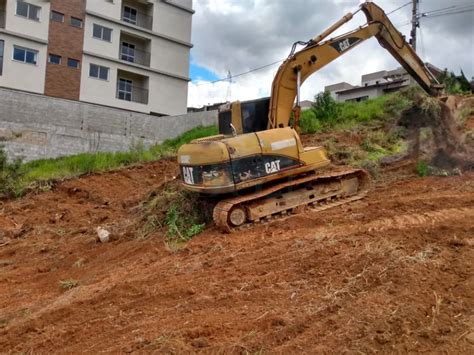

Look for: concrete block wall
[0,88,217,161]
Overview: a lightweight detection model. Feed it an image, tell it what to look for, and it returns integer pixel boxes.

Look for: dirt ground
[0,156,473,353]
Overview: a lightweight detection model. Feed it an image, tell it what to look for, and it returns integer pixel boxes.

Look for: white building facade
[0,0,193,115]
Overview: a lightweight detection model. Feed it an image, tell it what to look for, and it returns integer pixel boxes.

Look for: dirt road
[0,161,473,353]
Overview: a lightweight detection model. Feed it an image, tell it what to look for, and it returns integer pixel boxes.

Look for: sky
[187,0,474,108]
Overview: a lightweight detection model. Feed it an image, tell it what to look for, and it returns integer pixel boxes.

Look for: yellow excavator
[178,2,442,231]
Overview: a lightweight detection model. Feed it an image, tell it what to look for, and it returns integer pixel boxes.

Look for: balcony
[121,1,153,30]
[119,32,151,67]
[116,69,149,105]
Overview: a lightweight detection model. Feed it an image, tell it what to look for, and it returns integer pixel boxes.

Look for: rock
[96,227,111,243]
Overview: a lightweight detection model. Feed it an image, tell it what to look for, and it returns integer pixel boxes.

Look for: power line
[422,3,473,15]
[421,8,474,19]
[387,1,412,15]
[193,59,284,86]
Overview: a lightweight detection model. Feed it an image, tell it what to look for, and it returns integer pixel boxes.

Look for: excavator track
[213,167,371,232]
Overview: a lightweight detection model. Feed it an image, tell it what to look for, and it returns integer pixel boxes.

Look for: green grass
[0,125,217,199]
[301,89,421,178]
[136,180,213,242]
[160,125,218,151]
[300,88,415,134]
[416,160,429,177]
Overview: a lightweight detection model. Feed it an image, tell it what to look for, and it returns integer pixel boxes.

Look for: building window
[92,24,112,42]
[89,64,109,80]
[67,58,80,69]
[118,78,133,101]
[70,17,82,28]
[122,6,137,25]
[16,1,41,21]
[121,42,135,63]
[13,46,37,65]
[48,54,61,64]
[50,10,64,22]
[0,40,3,75]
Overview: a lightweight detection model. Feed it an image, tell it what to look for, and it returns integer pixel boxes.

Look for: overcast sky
[187,0,474,107]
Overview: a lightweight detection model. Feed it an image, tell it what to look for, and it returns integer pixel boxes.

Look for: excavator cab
[218,97,271,135]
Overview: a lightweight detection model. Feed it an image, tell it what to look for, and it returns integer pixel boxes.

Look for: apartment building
[0,0,193,115]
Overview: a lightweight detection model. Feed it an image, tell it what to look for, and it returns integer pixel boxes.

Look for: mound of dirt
[399,95,474,171]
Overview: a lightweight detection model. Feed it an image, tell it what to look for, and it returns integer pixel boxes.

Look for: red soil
[0,161,473,353]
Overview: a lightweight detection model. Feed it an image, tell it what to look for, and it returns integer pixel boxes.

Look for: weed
[136,180,214,242]
[165,203,206,241]
[59,279,79,290]
[0,145,23,198]
[73,258,85,268]
[416,160,429,177]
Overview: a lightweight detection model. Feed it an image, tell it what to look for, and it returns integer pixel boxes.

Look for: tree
[311,91,340,123]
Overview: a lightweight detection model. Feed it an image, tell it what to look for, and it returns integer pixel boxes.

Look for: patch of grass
[0,125,217,200]
[0,145,23,199]
[300,88,415,135]
[59,279,79,290]
[416,160,429,177]
[136,180,214,242]
[160,125,218,151]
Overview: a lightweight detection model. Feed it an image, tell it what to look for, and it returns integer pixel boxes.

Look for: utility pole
[410,0,420,51]
[225,70,232,102]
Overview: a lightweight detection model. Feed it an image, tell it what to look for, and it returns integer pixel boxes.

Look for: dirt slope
[0,161,473,353]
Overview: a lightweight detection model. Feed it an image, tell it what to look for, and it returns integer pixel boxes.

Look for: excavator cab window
[241,97,270,133]
[218,109,233,135]
[218,97,271,135]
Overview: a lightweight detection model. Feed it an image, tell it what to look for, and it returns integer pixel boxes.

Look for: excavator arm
[268,2,442,130]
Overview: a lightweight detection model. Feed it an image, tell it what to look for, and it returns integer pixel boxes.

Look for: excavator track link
[213,167,370,232]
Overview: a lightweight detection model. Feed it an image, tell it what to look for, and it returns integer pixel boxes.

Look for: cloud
[188,0,474,107]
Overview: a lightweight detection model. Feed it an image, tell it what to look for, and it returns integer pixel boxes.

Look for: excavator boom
[268,2,441,130]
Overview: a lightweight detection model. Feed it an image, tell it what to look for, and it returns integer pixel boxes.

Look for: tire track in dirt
[364,207,474,232]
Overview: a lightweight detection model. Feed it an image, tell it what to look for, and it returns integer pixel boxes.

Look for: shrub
[300,109,322,133]
[416,160,429,177]
[312,91,341,124]
[0,145,23,198]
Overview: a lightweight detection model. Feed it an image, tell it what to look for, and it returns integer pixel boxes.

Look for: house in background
[325,64,442,102]
[0,0,194,115]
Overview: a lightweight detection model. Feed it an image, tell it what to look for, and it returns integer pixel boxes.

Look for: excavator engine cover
[177,127,329,194]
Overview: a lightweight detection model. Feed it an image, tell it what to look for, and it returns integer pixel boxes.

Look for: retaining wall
[0,87,217,161]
